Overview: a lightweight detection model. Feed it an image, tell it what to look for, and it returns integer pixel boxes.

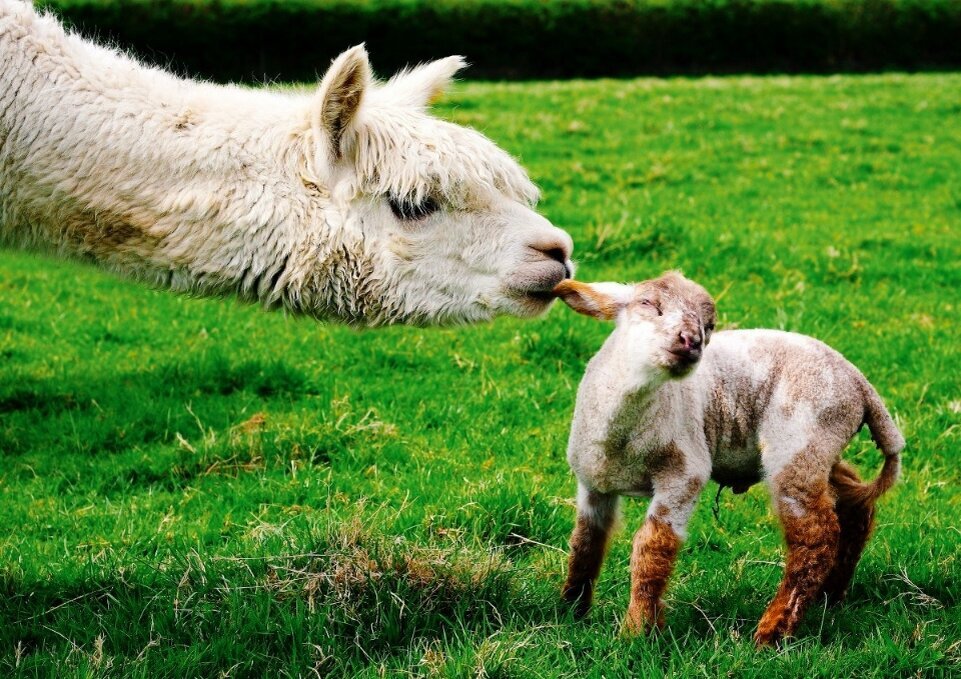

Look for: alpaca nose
[540,247,573,278]
[529,228,574,276]
[679,330,702,351]
[542,247,567,265]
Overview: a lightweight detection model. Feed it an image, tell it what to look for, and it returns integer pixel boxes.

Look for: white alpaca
[0,1,573,326]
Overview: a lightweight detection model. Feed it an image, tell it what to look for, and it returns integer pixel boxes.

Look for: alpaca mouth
[508,261,570,300]
[525,289,556,304]
[509,287,558,307]
[514,283,563,307]
[506,284,563,316]
[501,259,570,316]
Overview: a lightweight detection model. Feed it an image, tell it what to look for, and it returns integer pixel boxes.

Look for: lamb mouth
[669,346,702,361]
[666,349,701,376]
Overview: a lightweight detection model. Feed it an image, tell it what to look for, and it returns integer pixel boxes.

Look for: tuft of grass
[1,72,960,676]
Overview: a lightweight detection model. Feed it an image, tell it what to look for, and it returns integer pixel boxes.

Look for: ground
[1,73,959,677]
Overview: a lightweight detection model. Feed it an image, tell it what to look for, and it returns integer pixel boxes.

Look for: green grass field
[1,73,959,677]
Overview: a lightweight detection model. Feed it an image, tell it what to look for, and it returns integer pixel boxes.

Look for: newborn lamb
[554,272,903,646]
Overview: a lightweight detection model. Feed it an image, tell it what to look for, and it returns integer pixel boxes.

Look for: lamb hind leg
[755,464,840,647]
[562,485,619,618]
[819,461,876,603]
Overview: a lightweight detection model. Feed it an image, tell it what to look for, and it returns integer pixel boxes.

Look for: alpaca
[554,273,903,646]
[0,1,573,326]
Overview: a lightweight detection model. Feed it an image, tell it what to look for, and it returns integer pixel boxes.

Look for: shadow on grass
[0,352,319,463]
[0,353,309,417]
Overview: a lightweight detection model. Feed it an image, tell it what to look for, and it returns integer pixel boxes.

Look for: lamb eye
[388,195,440,221]
[640,299,662,316]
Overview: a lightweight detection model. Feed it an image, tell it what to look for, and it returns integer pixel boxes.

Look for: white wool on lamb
[555,273,903,646]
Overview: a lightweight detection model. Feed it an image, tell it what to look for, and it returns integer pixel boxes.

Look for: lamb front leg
[562,484,619,618]
[624,474,705,635]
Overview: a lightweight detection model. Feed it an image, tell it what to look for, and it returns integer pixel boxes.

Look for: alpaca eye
[388,195,440,221]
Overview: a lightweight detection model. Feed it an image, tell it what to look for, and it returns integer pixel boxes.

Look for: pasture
[1,72,959,676]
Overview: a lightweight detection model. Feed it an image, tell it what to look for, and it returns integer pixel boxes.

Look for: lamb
[0,1,572,327]
[553,272,904,646]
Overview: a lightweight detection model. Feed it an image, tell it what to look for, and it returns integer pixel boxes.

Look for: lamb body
[569,328,899,505]
[555,273,903,646]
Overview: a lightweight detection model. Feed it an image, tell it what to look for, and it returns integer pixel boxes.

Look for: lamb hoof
[621,603,664,637]
[752,628,785,648]
[561,586,592,619]
[821,587,849,606]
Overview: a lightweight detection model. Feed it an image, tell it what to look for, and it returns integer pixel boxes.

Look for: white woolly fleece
[0,1,572,326]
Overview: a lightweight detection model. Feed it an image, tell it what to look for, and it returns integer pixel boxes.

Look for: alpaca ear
[553,280,632,321]
[385,56,467,108]
[313,45,371,158]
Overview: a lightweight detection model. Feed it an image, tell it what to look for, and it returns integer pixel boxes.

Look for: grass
[1,72,960,677]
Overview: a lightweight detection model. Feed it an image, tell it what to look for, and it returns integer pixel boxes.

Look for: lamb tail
[832,379,904,507]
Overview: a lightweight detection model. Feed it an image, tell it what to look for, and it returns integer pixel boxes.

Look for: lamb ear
[312,45,371,158]
[384,56,467,108]
[553,281,632,321]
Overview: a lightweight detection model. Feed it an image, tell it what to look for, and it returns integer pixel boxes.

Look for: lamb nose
[679,331,702,350]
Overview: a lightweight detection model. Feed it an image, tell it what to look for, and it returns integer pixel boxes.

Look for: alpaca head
[301,46,574,326]
[554,273,716,378]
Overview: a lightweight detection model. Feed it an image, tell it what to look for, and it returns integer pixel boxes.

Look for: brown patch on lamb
[755,452,840,646]
[59,204,161,256]
[703,362,781,456]
[553,279,622,320]
[623,517,681,635]
[563,510,617,618]
[819,461,878,603]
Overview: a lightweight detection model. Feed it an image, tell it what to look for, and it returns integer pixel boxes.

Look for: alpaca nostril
[527,227,573,281]
[527,223,574,269]
[542,247,567,265]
